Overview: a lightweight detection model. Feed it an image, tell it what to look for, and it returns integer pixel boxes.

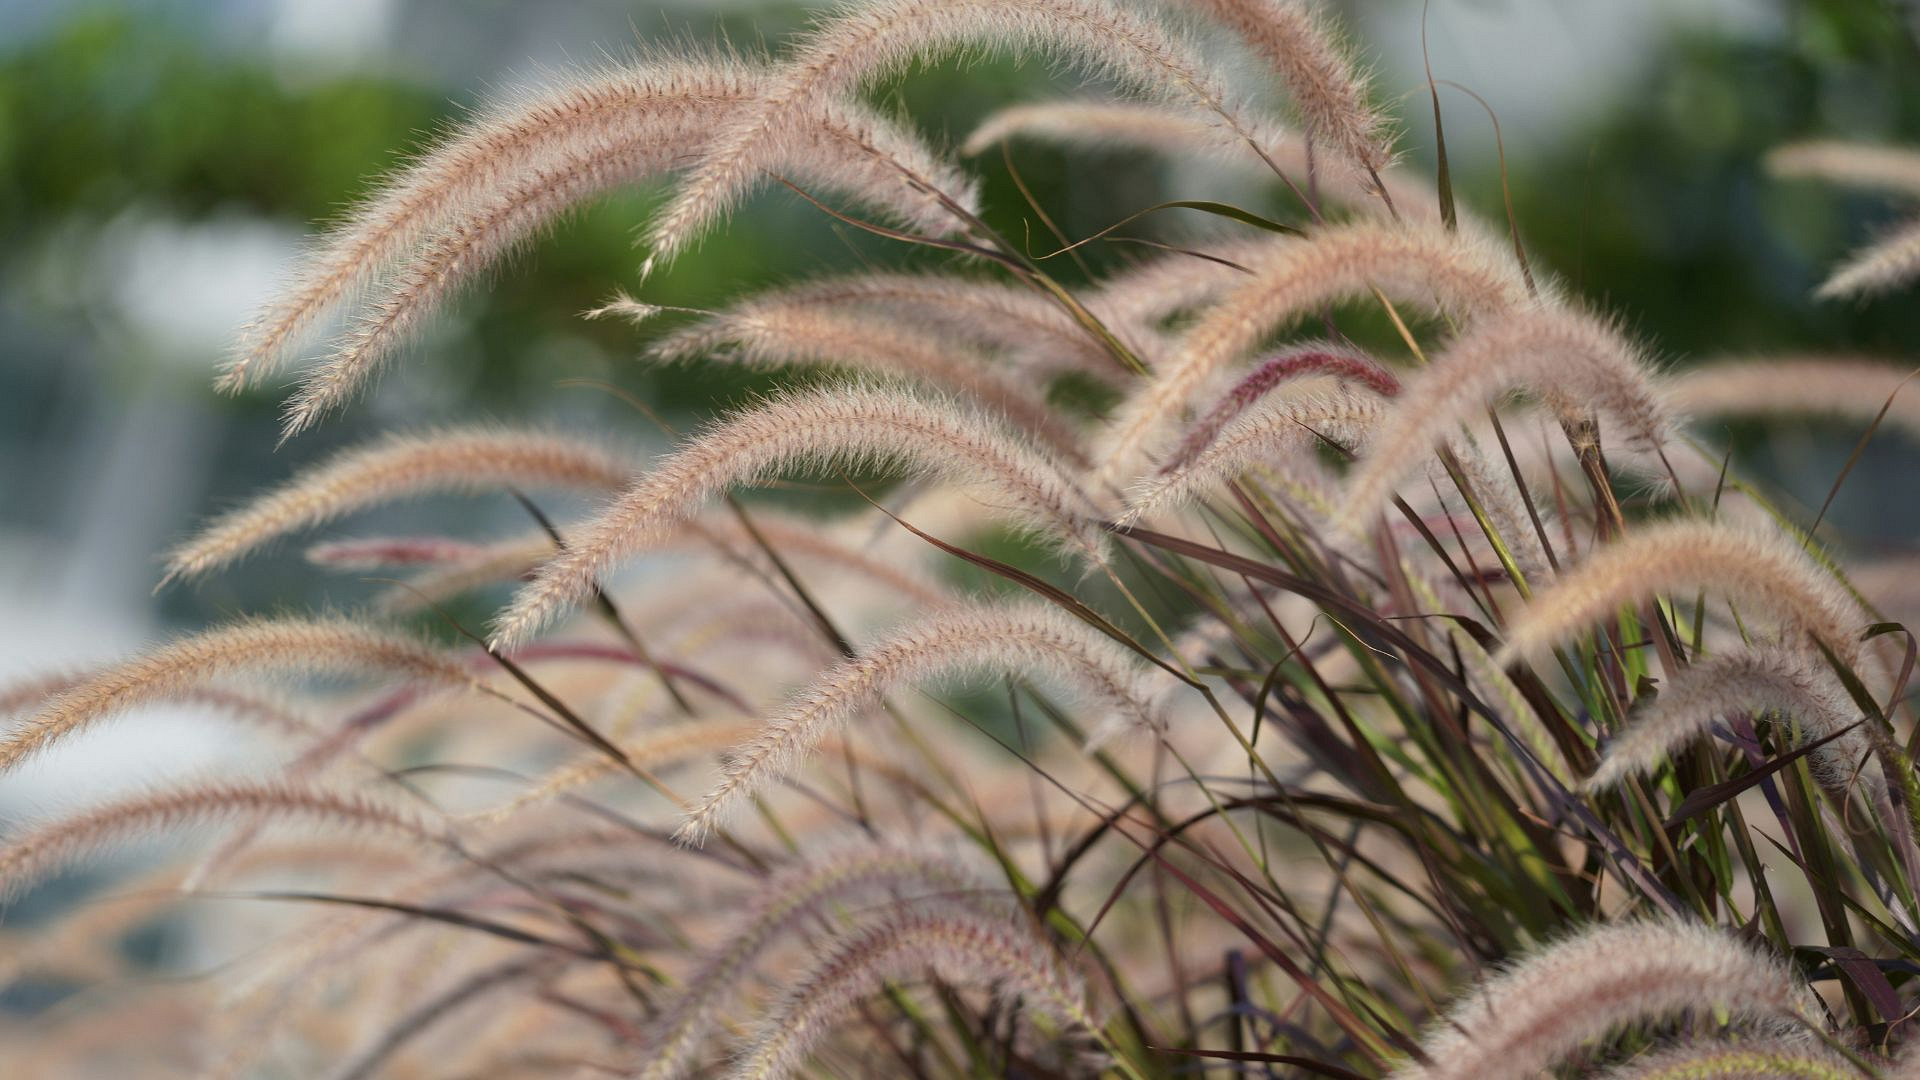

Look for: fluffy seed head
[1094,220,1533,487]
[0,780,436,902]
[305,535,493,571]
[1393,920,1819,1080]
[1122,382,1385,525]
[963,98,1288,161]
[1814,217,1920,301]
[277,63,976,436]
[0,616,474,774]
[966,98,1444,225]
[163,427,635,584]
[639,838,994,1080]
[1335,304,1670,535]
[1667,356,1920,439]
[650,299,1085,461]
[730,900,1093,1080]
[1767,139,1920,200]
[722,272,1128,382]
[225,57,775,392]
[1158,342,1399,474]
[1186,0,1394,175]
[1584,646,1876,801]
[1494,519,1868,670]
[490,384,1102,649]
[675,599,1157,843]
[1594,1041,1864,1080]
[642,0,1265,274]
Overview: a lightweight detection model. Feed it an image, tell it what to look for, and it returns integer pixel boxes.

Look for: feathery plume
[730,901,1093,1080]
[280,87,977,437]
[1095,220,1533,486]
[1080,235,1286,360]
[676,273,1126,381]
[0,672,319,743]
[1158,342,1399,474]
[1597,1041,1865,1080]
[225,59,747,391]
[0,781,435,902]
[638,838,993,1080]
[469,720,764,825]
[1185,0,1394,175]
[306,535,492,570]
[1434,440,1558,581]
[1584,646,1875,799]
[1767,140,1920,200]
[373,533,559,614]
[963,98,1288,160]
[164,428,633,584]
[0,617,474,774]
[1494,519,1868,669]
[374,510,951,616]
[1122,383,1384,524]
[650,301,1086,461]
[1392,920,1819,1080]
[228,57,975,397]
[1814,217,1920,301]
[642,0,1267,273]
[675,600,1156,843]
[1667,356,1920,439]
[489,385,1101,648]
[964,99,1441,224]
[1335,305,1670,534]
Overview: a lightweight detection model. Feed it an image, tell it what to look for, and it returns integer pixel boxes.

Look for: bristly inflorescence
[17,1,1920,1077]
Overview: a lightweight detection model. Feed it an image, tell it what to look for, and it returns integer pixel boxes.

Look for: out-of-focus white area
[1363,0,1777,156]
[0,0,1789,815]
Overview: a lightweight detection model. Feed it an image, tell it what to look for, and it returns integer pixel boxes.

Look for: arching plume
[1667,356,1920,439]
[641,0,1269,274]
[305,536,492,570]
[1185,0,1394,175]
[1584,646,1875,800]
[637,838,994,1080]
[224,59,731,391]
[730,901,1094,1080]
[1494,520,1868,669]
[0,781,437,901]
[369,534,560,614]
[490,385,1102,648]
[1158,342,1400,474]
[1767,140,1920,200]
[675,600,1156,843]
[965,99,1441,223]
[1094,220,1533,486]
[963,98,1289,161]
[282,82,977,436]
[1596,1041,1865,1080]
[163,427,635,583]
[1392,920,1819,1080]
[1814,217,1920,301]
[469,720,764,825]
[650,301,1086,461]
[0,617,475,773]
[1,672,316,740]
[671,273,1127,380]
[1082,234,1283,358]
[229,57,964,391]
[1335,305,1670,534]
[1122,383,1384,524]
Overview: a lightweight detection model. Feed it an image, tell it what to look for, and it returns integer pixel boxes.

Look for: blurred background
[1,0,1917,811]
